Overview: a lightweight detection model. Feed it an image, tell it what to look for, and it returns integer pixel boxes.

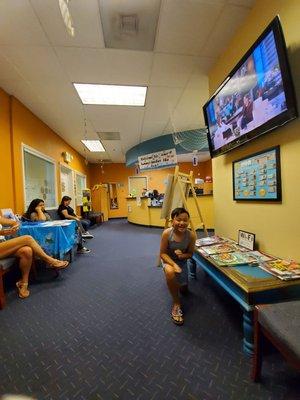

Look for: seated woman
[26,198,90,255]
[23,198,51,222]
[58,196,93,239]
[0,215,69,299]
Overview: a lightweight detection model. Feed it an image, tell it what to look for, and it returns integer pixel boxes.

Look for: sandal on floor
[48,260,69,270]
[16,281,30,299]
[171,306,184,325]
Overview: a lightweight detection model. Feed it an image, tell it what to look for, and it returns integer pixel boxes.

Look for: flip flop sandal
[48,260,69,270]
[171,306,184,325]
[16,281,30,299]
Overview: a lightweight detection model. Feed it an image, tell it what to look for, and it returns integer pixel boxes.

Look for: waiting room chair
[252,301,300,381]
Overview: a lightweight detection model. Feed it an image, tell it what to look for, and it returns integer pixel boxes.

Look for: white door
[60,165,75,209]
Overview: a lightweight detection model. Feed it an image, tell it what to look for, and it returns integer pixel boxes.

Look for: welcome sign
[138,148,177,171]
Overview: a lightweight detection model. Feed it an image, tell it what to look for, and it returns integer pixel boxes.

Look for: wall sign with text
[238,230,255,250]
[232,146,281,201]
[138,148,177,171]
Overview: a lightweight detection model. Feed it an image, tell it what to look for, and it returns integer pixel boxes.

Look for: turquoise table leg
[243,309,254,355]
[189,258,197,279]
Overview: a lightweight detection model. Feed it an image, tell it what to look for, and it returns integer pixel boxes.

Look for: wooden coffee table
[193,250,300,355]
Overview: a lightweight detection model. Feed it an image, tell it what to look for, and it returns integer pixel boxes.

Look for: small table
[19,221,76,260]
[193,251,300,355]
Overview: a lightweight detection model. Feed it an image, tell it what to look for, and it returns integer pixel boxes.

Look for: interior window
[23,147,56,209]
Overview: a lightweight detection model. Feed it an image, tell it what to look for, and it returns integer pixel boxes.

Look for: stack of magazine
[195,237,300,280]
[195,235,224,247]
[259,258,300,280]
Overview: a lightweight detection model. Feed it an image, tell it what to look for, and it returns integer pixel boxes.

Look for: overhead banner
[138,148,177,171]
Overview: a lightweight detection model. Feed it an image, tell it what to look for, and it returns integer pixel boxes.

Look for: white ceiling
[0,0,254,164]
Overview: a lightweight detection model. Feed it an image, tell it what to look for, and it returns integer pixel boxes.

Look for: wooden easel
[164,166,208,237]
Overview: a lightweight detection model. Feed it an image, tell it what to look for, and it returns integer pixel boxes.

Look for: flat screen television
[203,16,298,158]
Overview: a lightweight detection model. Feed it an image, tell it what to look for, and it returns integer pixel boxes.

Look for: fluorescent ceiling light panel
[81,140,106,152]
[73,84,147,106]
[58,0,75,37]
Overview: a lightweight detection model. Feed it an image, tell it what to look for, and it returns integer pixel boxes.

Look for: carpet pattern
[0,220,299,400]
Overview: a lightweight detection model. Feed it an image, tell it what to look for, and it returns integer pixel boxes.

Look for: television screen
[203,16,298,158]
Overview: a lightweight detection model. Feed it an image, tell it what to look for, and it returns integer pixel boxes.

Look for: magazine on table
[244,251,274,263]
[258,259,300,280]
[200,242,249,256]
[209,251,259,267]
[195,235,224,247]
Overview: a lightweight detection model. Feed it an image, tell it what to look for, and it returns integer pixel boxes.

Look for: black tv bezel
[203,15,298,159]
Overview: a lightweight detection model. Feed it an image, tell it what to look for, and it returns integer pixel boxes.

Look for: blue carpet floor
[0,220,299,400]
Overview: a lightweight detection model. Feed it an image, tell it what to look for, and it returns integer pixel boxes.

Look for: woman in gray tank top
[160,208,196,325]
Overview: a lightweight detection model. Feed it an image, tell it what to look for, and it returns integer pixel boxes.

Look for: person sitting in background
[0,215,69,299]
[58,196,92,254]
[58,196,93,238]
[27,198,90,255]
[23,198,50,222]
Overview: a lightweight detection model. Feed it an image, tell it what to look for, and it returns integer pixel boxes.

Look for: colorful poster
[233,146,281,201]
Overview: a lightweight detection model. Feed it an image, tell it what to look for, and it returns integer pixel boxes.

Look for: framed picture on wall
[232,146,282,201]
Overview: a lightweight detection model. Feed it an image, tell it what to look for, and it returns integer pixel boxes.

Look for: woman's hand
[1,223,20,236]
[174,249,184,260]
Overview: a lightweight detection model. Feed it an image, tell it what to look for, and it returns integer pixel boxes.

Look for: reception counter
[127,195,214,230]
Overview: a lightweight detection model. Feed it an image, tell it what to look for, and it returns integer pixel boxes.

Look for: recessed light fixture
[58,0,75,37]
[73,83,147,106]
[81,140,106,152]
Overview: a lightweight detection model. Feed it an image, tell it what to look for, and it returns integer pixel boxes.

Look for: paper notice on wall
[138,149,177,171]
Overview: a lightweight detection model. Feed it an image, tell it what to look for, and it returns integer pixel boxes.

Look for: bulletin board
[232,146,281,201]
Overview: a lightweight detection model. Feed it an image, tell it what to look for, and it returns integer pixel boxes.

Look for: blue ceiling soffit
[126,129,208,167]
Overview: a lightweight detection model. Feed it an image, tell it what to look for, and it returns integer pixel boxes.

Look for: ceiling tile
[155,0,223,55]
[140,120,169,141]
[150,53,200,87]
[200,4,252,58]
[1,46,66,82]
[0,1,49,46]
[0,53,23,80]
[55,47,153,84]
[31,0,104,48]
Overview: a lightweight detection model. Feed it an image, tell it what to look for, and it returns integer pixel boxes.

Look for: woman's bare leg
[0,235,67,267]
[164,264,180,304]
[14,246,33,298]
[164,264,183,324]
[15,246,33,284]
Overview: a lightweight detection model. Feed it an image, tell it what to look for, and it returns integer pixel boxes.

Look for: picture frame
[232,146,281,201]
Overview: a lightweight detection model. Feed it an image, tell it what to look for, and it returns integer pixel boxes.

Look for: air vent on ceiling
[97,132,121,140]
[119,14,139,33]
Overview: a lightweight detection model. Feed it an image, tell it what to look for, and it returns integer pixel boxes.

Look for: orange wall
[0,88,89,214]
[89,163,135,218]
[0,89,14,209]
[89,160,212,218]
[11,98,89,213]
